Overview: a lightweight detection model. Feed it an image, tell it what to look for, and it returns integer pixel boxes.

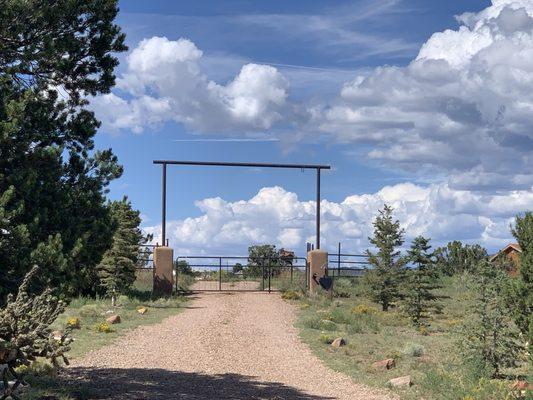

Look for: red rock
[106,315,121,324]
[372,358,395,370]
[510,380,529,390]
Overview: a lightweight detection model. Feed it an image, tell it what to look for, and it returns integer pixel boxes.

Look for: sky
[91,0,533,256]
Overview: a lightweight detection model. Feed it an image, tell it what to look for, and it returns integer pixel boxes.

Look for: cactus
[0,266,71,399]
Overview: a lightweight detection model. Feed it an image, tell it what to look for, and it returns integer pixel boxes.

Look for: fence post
[219,257,222,291]
[268,258,271,293]
[290,263,293,286]
[175,257,178,294]
[338,242,341,278]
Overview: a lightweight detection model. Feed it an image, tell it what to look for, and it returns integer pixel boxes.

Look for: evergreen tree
[434,241,488,276]
[0,0,127,303]
[364,204,406,311]
[402,236,441,327]
[97,198,146,306]
[460,259,524,378]
[507,212,533,357]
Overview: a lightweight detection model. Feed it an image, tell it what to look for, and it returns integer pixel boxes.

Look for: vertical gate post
[290,263,293,286]
[153,246,174,297]
[175,257,178,293]
[161,163,167,247]
[316,168,321,250]
[308,249,328,294]
[338,242,341,278]
[268,258,271,293]
[219,257,222,291]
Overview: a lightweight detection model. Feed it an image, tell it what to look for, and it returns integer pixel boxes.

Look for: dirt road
[69,289,394,399]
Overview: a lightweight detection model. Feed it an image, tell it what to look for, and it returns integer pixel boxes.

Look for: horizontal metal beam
[153,160,331,170]
[176,255,308,260]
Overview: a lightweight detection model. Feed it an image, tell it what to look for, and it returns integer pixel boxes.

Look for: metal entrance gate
[175,255,308,293]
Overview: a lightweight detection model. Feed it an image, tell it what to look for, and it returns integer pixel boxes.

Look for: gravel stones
[71,285,395,399]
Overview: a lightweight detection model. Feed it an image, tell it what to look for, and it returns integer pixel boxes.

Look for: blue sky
[92,0,532,255]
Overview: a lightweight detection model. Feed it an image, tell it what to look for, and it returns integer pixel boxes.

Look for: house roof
[489,243,522,261]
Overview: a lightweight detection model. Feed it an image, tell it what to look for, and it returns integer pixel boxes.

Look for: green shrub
[79,304,101,318]
[333,278,357,298]
[402,342,425,357]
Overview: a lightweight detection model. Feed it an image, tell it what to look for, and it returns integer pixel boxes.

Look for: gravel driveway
[69,289,394,399]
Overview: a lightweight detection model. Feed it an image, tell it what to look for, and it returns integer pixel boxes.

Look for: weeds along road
[69,286,395,400]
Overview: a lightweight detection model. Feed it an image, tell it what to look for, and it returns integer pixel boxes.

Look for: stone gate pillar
[153,246,174,296]
[308,249,328,293]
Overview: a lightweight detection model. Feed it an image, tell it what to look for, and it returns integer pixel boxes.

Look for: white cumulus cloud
[143,183,533,256]
[318,0,533,190]
[93,36,289,133]
[91,1,533,192]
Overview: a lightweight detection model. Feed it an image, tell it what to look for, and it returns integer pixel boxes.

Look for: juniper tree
[460,259,524,378]
[247,245,281,277]
[434,241,488,276]
[97,198,146,306]
[364,204,406,311]
[402,236,441,327]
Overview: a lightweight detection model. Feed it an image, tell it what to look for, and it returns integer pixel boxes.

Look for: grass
[52,293,187,359]
[293,275,529,400]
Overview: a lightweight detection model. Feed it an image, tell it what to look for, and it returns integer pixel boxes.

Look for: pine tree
[460,259,524,378]
[507,212,533,358]
[402,236,441,327]
[0,0,127,302]
[97,198,146,306]
[364,204,406,311]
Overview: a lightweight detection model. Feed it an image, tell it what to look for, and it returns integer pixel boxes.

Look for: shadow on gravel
[62,367,335,400]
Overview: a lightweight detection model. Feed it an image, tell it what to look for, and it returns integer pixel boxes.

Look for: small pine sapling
[459,260,524,378]
[402,236,442,328]
[364,204,406,311]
